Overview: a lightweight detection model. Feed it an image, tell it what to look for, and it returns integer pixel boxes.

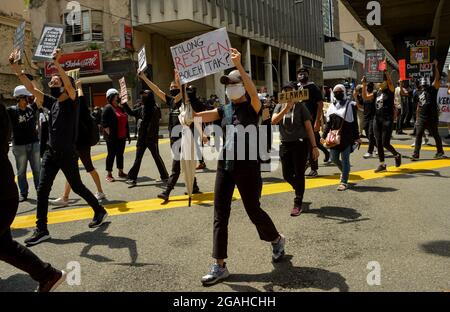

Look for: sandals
[337,183,348,192]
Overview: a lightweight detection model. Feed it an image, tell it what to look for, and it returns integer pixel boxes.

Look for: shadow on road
[420,241,450,258]
[0,274,36,292]
[49,223,156,267]
[223,255,349,292]
[386,169,449,179]
[350,186,398,193]
[305,206,369,224]
[11,228,30,239]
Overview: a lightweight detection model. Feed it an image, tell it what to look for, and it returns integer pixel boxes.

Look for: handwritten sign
[33,24,64,61]
[405,39,435,79]
[119,77,128,105]
[170,28,233,84]
[365,50,385,83]
[13,21,26,63]
[138,46,148,73]
[438,87,450,123]
[278,90,310,103]
[66,68,80,81]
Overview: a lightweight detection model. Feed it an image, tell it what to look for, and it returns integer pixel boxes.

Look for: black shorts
[77,146,95,173]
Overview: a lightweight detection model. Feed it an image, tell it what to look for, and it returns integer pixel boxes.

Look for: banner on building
[33,24,64,61]
[170,27,233,84]
[278,90,310,103]
[365,50,386,83]
[138,46,148,73]
[119,77,128,105]
[405,38,435,79]
[44,50,102,77]
[120,24,133,50]
[13,21,26,64]
[438,87,450,123]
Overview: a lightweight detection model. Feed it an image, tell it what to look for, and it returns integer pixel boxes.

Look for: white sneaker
[95,192,106,201]
[363,153,373,159]
[411,142,416,147]
[49,197,69,207]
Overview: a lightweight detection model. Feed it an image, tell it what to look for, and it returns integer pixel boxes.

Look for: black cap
[281,82,296,91]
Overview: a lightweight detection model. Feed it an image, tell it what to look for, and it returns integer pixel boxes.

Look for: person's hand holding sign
[8,49,20,65]
[52,48,62,63]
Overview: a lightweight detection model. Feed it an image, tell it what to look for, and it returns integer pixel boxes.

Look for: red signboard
[123,25,133,50]
[44,50,103,77]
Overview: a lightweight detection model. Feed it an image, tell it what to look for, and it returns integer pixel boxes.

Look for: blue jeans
[330,146,351,184]
[12,142,41,197]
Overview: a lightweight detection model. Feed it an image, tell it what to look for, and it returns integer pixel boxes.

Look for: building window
[63,10,103,43]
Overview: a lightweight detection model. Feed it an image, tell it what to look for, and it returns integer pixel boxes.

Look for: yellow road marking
[11,159,450,229]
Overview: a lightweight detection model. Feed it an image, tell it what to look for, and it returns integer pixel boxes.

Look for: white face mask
[226,84,246,101]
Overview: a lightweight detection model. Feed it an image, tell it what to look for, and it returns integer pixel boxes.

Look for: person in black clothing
[194,49,285,286]
[272,82,319,216]
[357,82,377,159]
[102,88,131,182]
[411,60,445,160]
[7,85,41,202]
[125,85,169,186]
[0,101,67,292]
[10,49,108,247]
[362,70,402,173]
[137,70,201,201]
[297,67,330,177]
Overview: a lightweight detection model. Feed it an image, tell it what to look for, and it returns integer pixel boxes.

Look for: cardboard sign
[438,87,450,123]
[33,24,64,61]
[44,50,102,77]
[278,90,310,103]
[119,77,128,105]
[138,46,148,73]
[405,39,435,79]
[66,68,80,81]
[365,50,385,83]
[170,27,233,84]
[13,21,26,63]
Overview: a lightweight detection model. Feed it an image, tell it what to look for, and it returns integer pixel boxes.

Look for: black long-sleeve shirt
[0,103,19,201]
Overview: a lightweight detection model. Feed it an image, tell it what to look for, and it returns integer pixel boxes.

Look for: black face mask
[50,87,64,98]
[334,93,345,101]
[187,89,197,100]
[298,73,309,83]
[170,89,180,97]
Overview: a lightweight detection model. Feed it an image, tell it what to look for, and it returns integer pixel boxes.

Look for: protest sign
[33,24,64,61]
[119,77,128,105]
[138,46,148,73]
[278,90,310,103]
[66,68,80,81]
[365,50,385,83]
[438,87,450,123]
[170,27,233,84]
[405,38,435,79]
[13,21,26,64]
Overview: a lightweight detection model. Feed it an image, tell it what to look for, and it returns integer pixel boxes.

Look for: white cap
[106,88,119,98]
[13,85,32,98]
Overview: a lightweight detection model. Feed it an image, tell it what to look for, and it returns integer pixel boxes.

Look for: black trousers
[364,117,376,154]
[0,196,57,282]
[106,138,126,172]
[414,119,444,156]
[128,141,169,181]
[213,162,279,259]
[373,118,399,163]
[280,140,308,207]
[309,132,329,170]
[399,100,409,130]
[36,148,105,231]
[166,138,198,191]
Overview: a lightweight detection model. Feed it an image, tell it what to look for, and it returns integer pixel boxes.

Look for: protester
[272,82,319,216]
[297,67,330,176]
[38,107,49,157]
[7,85,41,202]
[394,81,403,134]
[411,60,445,160]
[0,100,66,292]
[49,79,106,207]
[354,85,365,137]
[125,80,169,186]
[194,48,285,286]
[102,88,130,182]
[137,70,201,201]
[362,71,402,173]
[322,84,361,191]
[10,49,108,247]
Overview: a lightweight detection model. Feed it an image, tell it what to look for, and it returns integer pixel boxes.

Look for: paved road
[1,129,450,292]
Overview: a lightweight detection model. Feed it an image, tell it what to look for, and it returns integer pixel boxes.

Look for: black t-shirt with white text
[7,104,39,145]
[374,89,394,120]
[414,87,439,121]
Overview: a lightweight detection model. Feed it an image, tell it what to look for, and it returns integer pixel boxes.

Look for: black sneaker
[411,154,420,161]
[374,164,387,173]
[185,187,201,195]
[158,190,170,201]
[37,270,67,292]
[395,154,402,167]
[25,229,51,247]
[125,179,137,187]
[88,210,108,228]
[307,170,318,178]
[19,195,27,203]
[434,152,446,159]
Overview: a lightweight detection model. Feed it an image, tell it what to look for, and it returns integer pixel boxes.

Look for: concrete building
[0,2,35,106]
[131,0,326,109]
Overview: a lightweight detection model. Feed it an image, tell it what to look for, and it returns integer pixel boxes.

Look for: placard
[278,90,310,103]
[33,24,64,61]
[365,50,385,83]
[170,27,233,84]
[138,46,148,73]
[66,68,80,81]
[13,21,26,63]
[119,77,128,105]
[438,87,450,123]
[405,38,435,79]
